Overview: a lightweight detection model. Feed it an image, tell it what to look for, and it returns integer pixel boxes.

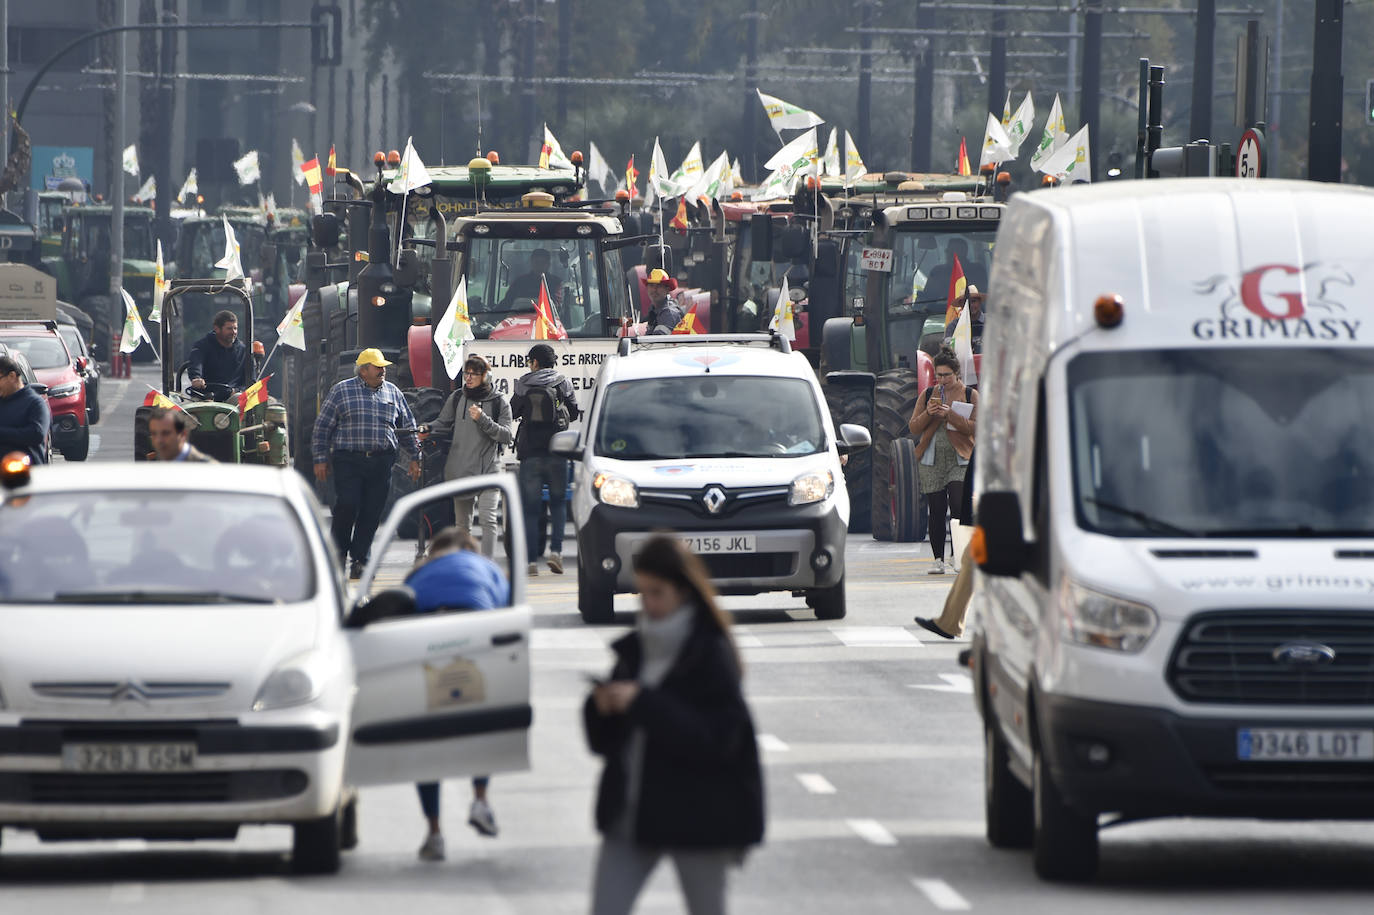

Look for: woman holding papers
[907,346,978,574]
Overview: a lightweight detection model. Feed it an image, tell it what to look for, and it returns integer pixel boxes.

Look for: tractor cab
[133,276,287,466]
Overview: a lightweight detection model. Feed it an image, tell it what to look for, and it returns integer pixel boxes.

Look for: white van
[552,334,871,623]
[971,179,1374,881]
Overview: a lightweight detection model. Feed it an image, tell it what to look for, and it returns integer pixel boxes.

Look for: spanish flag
[300,157,323,195]
[326,145,337,176]
[532,278,567,341]
[944,254,967,327]
[673,304,701,335]
[670,197,689,231]
[625,155,638,196]
[238,375,271,415]
[956,137,972,177]
[143,389,180,410]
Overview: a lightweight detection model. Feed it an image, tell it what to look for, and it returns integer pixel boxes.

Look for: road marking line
[109,883,147,903]
[831,626,924,647]
[795,773,836,794]
[531,629,607,651]
[735,633,763,648]
[912,878,971,911]
[846,818,898,846]
[909,673,975,694]
[757,733,789,752]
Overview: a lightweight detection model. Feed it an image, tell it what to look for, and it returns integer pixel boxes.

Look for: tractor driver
[188,310,249,392]
[503,248,563,309]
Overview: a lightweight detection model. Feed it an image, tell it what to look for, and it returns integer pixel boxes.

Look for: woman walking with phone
[908,346,978,574]
[584,537,765,915]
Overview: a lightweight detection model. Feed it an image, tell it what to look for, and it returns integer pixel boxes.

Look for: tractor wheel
[393,340,414,389]
[824,382,873,534]
[869,369,921,542]
[889,438,928,543]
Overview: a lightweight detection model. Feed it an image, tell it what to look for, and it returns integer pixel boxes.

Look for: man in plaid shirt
[313,349,422,579]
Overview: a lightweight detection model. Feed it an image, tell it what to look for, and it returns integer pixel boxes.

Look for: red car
[0,320,90,461]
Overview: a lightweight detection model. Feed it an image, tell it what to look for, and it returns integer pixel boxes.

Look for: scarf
[465,380,494,403]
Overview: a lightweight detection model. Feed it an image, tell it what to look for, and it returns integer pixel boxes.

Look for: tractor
[40,204,158,362]
[133,276,287,465]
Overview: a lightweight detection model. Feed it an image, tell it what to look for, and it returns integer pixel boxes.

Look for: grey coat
[430,386,514,479]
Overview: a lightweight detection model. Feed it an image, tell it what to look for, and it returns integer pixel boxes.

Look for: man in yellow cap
[642,268,685,335]
[312,348,422,578]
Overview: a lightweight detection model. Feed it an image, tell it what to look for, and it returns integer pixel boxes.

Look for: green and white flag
[648,136,675,202]
[1041,124,1092,182]
[132,175,156,204]
[842,130,867,187]
[768,276,796,340]
[688,151,731,202]
[821,128,840,178]
[176,167,198,204]
[1001,92,1013,127]
[122,144,139,177]
[276,286,308,351]
[1007,92,1036,153]
[756,127,819,198]
[1030,94,1069,171]
[669,142,704,195]
[387,136,432,194]
[233,150,260,186]
[291,138,307,186]
[119,288,153,354]
[433,275,475,380]
[215,214,245,280]
[149,240,166,324]
[756,89,824,136]
[980,113,1015,168]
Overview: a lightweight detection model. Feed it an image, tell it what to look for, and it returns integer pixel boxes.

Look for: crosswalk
[531,624,949,653]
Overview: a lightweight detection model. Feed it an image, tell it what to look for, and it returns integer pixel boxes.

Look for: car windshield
[1070,348,1374,538]
[458,237,608,337]
[187,221,266,277]
[58,326,86,357]
[0,491,316,603]
[595,375,825,460]
[5,335,70,369]
[884,227,996,364]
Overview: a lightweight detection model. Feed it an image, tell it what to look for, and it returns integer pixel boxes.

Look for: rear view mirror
[74,357,88,373]
[645,244,673,276]
[346,587,417,629]
[975,490,1029,577]
[549,429,580,457]
[395,248,421,288]
[311,213,341,249]
[30,382,48,396]
[836,423,871,455]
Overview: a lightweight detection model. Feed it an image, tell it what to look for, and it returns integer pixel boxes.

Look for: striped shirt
[312,375,420,463]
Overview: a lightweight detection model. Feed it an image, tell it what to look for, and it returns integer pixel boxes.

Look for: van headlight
[594,472,639,508]
[789,470,834,506]
[253,651,326,711]
[1057,577,1157,653]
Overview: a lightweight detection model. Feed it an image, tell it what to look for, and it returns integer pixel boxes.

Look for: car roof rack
[616,332,792,358]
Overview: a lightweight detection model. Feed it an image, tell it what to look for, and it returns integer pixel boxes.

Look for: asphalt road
[13,364,1374,913]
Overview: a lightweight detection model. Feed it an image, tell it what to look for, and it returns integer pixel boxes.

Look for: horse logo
[1194,263,1352,321]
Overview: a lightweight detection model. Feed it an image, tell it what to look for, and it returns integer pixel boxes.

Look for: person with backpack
[510,343,581,576]
[907,346,978,574]
[427,354,514,558]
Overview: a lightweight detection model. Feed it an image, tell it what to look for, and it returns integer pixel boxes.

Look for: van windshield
[1069,348,1374,537]
[595,375,825,460]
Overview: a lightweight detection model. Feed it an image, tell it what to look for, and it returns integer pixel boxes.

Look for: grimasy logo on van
[1192,263,1358,342]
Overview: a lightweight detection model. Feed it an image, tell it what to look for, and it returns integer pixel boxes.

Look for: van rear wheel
[1032,746,1098,882]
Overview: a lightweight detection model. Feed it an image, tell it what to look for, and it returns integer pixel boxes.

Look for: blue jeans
[330,450,396,563]
[518,454,568,562]
[417,777,490,820]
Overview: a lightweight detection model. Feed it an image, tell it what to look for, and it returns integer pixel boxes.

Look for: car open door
[344,473,531,786]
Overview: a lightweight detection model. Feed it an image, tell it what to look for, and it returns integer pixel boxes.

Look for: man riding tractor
[188,310,249,395]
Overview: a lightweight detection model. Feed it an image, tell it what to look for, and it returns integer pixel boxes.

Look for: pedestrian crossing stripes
[525,625,939,652]
[847,818,899,846]
[830,626,924,647]
[912,878,972,911]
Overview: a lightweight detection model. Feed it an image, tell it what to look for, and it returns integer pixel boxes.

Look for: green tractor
[40,204,159,362]
[35,190,69,260]
[133,276,288,465]
[821,195,1003,541]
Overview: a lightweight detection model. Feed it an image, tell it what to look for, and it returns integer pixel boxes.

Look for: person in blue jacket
[405,526,510,861]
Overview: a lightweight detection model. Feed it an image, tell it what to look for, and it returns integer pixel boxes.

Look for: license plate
[1236,729,1374,762]
[679,535,757,555]
[61,743,197,773]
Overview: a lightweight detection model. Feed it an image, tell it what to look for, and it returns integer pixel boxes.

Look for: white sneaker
[528,562,539,577]
[547,552,564,575]
[948,554,961,573]
[928,559,946,575]
[468,799,498,837]
[418,833,446,861]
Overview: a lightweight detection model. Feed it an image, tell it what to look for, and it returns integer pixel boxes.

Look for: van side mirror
[549,429,580,457]
[345,587,417,629]
[975,490,1029,577]
[645,243,672,276]
[836,423,871,455]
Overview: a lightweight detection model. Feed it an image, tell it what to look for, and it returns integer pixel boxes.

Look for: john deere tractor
[133,276,288,465]
[41,204,158,362]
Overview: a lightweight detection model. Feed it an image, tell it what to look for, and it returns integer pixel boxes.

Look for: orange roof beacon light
[730,191,744,201]
[373,150,386,167]
[570,150,584,167]
[1041,175,1058,187]
[1,451,32,489]
[1094,293,1125,329]
[252,340,266,355]
[486,151,500,165]
[996,171,1012,186]
[386,150,402,167]
[614,189,630,201]
[969,524,989,568]
[980,162,995,176]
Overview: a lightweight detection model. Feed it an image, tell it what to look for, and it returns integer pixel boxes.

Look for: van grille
[0,770,307,805]
[1168,611,1374,705]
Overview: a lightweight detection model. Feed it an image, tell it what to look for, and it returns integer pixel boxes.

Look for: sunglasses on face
[463,369,486,377]
[935,372,956,379]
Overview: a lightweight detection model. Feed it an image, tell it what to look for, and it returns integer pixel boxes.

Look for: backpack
[523,382,570,435]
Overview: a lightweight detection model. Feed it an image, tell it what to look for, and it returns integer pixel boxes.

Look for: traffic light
[311,4,343,67]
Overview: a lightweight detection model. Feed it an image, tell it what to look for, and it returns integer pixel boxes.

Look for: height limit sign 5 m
[1236,127,1265,178]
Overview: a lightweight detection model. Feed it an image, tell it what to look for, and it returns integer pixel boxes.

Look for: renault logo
[702,486,727,515]
[1272,641,1337,667]
[110,681,151,705]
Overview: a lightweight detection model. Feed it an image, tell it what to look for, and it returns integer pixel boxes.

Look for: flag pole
[257,337,283,381]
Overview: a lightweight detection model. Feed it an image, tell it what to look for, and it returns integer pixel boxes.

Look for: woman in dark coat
[584,536,765,915]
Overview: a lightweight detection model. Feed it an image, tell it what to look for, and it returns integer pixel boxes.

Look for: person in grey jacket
[428,354,514,557]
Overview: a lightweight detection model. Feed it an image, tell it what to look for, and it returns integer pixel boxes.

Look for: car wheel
[1032,744,1098,881]
[62,425,91,462]
[339,793,359,851]
[87,388,101,425]
[578,554,615,624]
[292,808,343,874]
[985,718,1033,849]
[807,575,847,620]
